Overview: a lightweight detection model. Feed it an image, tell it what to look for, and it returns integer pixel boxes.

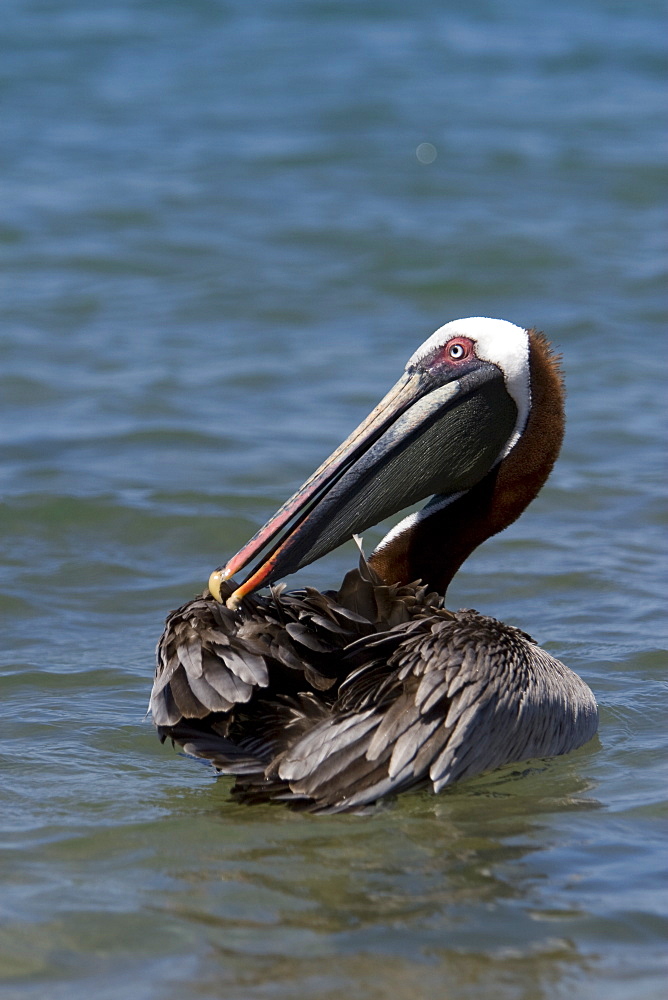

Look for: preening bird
[151,318,598,812]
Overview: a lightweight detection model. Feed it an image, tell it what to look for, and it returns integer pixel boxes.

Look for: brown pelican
[151,318,598,812]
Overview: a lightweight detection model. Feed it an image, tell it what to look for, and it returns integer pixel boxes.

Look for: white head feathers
[374,319,532,556]
[408,317,531,457]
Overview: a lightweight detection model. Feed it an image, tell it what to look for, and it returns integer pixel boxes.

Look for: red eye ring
[446,338,473,362]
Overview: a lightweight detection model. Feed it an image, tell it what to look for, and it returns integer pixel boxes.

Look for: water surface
[1,1,666,998]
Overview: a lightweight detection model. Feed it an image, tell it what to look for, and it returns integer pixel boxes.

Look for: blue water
[1,1,666,998]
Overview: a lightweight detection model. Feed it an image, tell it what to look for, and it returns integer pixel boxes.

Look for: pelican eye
[448,341,469,360]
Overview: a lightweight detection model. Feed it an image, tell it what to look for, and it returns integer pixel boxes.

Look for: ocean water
[1,1,666,998]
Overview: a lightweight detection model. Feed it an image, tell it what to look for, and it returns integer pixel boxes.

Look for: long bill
[210,361,517,608]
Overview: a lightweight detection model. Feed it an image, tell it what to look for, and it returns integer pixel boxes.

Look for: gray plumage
[151,555,598,812]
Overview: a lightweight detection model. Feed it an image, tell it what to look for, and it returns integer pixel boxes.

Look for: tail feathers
[158,722,268,776]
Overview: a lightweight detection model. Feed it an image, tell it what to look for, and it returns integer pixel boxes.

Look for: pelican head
[209,318,561,609]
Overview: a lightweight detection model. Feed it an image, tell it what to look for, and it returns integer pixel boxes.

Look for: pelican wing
[150,565,428,774]
[150,596,270,727]
[258,613,598,812]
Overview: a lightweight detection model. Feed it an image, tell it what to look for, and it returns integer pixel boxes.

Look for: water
[1,1,666,997]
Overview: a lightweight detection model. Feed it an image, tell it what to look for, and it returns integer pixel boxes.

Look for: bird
[150,317,598,812]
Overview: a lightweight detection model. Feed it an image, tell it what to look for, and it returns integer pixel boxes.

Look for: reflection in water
[153,759,602,997]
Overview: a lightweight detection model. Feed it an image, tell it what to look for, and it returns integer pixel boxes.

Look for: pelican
[151,318,598,812]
